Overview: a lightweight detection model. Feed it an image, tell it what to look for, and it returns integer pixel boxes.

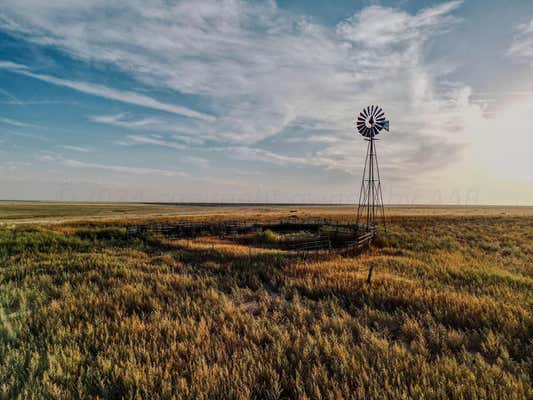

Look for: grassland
[0,204,531,399]
[1,201,532,225]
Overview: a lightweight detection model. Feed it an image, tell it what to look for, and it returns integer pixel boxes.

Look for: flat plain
[0,202,531,399]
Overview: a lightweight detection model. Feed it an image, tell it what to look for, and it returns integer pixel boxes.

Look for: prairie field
[0,203,532,399]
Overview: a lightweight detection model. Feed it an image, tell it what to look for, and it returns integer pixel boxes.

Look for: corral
[124,218,375,253]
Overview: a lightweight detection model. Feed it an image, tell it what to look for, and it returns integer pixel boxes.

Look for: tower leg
[356,139,371,230]
[357,137,385,232]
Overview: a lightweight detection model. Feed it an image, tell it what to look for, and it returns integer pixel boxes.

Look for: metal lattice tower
[354,105,389,232]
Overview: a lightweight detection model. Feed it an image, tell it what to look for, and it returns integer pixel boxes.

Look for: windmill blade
[356,105,388,137]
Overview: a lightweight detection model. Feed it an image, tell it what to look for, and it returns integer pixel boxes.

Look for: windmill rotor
[354,105,389,138]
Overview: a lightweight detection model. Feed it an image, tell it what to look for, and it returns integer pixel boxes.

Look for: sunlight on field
[0,205,531,398]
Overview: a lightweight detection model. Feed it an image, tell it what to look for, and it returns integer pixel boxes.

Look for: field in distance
[1,201,533,224]
[0,202,531,398]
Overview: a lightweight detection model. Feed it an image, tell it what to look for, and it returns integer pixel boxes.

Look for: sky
[1,0,533,204]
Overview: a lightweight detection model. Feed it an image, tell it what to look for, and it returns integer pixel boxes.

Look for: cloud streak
[62,159,187,177]
[0,61,213,121]
[0,116,36,128]
[509,19,533,65]
[58,145,92,153]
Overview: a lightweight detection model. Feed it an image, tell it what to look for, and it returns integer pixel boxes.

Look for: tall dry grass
[0,214,531,399]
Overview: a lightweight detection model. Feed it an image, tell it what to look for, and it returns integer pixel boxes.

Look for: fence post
[366,263,374,284]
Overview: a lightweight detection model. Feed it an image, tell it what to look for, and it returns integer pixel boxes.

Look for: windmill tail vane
[354,105,389,232]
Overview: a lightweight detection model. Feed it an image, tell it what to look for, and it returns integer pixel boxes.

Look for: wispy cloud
[38,154,56,162]
[38,150,187,177]
[1,128,47,141]
[58,145,92,153]
[90,113,164,129]
[62,159,187,177]
[0,116,36,128]
[509,19,533,65]
[217,146,314,168]
[182,156,209,168]
[336,1,462,47]
[0,0,480,184]
[123,134,187,150]
[0,99,78,105]
[0,87,21,104]
[90,113,206,145]
[0,62,213,121]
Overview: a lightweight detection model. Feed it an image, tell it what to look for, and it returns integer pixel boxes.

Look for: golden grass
[0,208,531,398]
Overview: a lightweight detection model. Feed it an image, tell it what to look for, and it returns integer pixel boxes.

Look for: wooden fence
[125,218,375,253]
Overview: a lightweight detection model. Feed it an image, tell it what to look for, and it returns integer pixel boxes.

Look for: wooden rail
[125,219,375,253]
[286,235,332,251]
[126,218,357,234]
[344,231,374,250]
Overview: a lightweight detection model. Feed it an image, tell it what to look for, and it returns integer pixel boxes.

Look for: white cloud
[337,1,461,48]
[1,128,47,141]
[182,156,209,168]
[58,145,92,153]
[0,87,22,104]
[218,146,314,167]
[90,113,206,146]
[0,61,28,71]
[38,154,56,162]
[0,99,78,105]
[37,150,187,177]
[90,113,163,129]
[0,62,213,121]
[509,19,533,65]
[0,116,36,128]
[124,134,187,150]
[0,0,485,183]
[62,158,187,177]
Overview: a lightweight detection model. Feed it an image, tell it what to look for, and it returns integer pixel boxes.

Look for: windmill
[355,105,389,232]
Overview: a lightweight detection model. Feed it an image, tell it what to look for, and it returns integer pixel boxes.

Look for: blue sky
[1,0,533,204]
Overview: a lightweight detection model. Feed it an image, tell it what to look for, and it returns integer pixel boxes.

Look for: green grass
[0,211,532,399]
